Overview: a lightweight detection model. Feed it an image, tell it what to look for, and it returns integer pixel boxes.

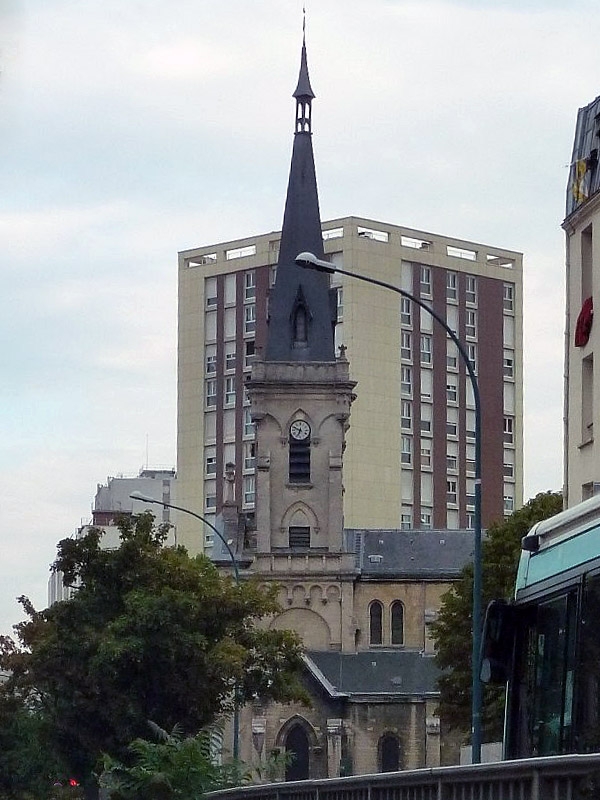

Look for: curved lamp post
[295,250,483,763]
[129,491,241,758]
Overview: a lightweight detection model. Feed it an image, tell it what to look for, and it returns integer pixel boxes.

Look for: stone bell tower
[245,35,356,622]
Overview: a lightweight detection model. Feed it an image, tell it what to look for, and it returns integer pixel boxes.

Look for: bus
[481,493,600,759]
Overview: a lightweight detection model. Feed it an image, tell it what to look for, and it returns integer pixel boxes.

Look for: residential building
[564,95,600,506]
[48,468,176,604]
[178,224,523,550]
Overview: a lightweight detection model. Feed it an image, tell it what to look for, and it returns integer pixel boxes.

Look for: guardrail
[208,754,600,800]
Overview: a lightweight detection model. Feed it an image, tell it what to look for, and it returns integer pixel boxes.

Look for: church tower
[246,34,357,651]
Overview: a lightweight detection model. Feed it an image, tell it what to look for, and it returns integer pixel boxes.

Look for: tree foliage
[431,491,563,742]
[0,513,305,789]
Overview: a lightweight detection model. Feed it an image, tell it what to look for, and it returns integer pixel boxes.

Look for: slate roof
[566,94,600,218]
[305,650,440,698]
[265,37,336,363]
[346,529,474,579]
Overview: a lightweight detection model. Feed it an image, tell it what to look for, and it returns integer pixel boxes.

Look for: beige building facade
[177,218,524,552]
[564,94,600,506]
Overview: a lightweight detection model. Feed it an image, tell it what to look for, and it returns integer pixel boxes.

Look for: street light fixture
[129,491,241,758]
[295,250,483,762]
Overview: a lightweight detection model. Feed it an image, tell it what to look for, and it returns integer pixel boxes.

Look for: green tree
[0,513,305,794]
[431,491,563,742]
[0,690,69,799]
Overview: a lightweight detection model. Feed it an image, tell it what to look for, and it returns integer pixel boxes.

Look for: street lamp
[295,250,483,762]
[129,491,241,758]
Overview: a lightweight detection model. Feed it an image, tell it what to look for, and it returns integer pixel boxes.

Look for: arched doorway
[379,733,401,772]
[285,723,310,781]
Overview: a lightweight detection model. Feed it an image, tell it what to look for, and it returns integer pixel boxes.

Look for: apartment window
[421,369,432,400]
[466,409,476,440]
[447,442,458,471]
[289,526,310,550]
[466,479,476,509]
[206,348,217,374]
[244,441,256,471]
[370,601,383,645]
[447,341,458,370]
[466,443,476,474]
[206,379,217,408]
[205,493,217,510]
[420,403,432,434]
[244,304,256,334]
[504,450,515,478]
[401,400,412,430]
[503,353,514,378]
[503,283,514,312]
[447,479,458,505]
[336,287,343,322]
[400,297,412,326]
[400,511,412,530]
[504,495,514,514]
[466,512,475,530]
[420,511,432,530]
[225,344,236,371]
[244,270,256,300]
[244,340,255,367]
[244,475,255,505]
[391,601,404,645]
[582,354,594,443]
[401,436,413,466]
[467,343,477,374]
[420,265,432,297]
[447,408,458,437]
[205,276,218,307]
[466,275,477,305]
[465,309,477,339]
[446,272,457,301]
[446,305,458,336]
[504,416,514,444]
[582,224,593,302]
[244,408,255,437]
[421,335,432,365]
[401,330,412,360]
[421,443,432,467]
[447,376,458,403]
[206,448,217,475]
[401,366,412,396]
[224,377,236,406]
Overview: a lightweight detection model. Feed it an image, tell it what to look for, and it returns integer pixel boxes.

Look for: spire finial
[293,15,314,133]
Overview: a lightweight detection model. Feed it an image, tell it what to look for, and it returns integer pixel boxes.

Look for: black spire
[265,33,336,363]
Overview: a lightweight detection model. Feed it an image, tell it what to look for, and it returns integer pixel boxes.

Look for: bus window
[577,573,600,751]
[508,590,577,758]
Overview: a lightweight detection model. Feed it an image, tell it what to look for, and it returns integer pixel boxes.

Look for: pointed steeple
[265,32,336,363]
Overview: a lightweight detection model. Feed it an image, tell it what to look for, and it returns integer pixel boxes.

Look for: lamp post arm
[130,495,240,583]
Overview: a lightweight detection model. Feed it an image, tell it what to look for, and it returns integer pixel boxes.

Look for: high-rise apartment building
[178,219,523,549]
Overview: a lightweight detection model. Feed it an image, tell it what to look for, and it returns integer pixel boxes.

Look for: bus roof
[516,494,600,598]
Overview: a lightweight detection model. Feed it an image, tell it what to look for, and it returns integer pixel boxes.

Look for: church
[205,35,475,777]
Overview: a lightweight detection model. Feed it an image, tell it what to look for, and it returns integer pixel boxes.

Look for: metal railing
[208,754,600,800]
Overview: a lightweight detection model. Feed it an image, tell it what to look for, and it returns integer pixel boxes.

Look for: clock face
[290,420,311,441]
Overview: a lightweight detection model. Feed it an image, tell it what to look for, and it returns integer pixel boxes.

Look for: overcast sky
[1,0,596,637]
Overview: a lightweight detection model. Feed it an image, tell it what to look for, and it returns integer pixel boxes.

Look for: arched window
[379,733,401,772]
[369,601,383,645]
[391,601,404,645]
[285,724,310,781]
